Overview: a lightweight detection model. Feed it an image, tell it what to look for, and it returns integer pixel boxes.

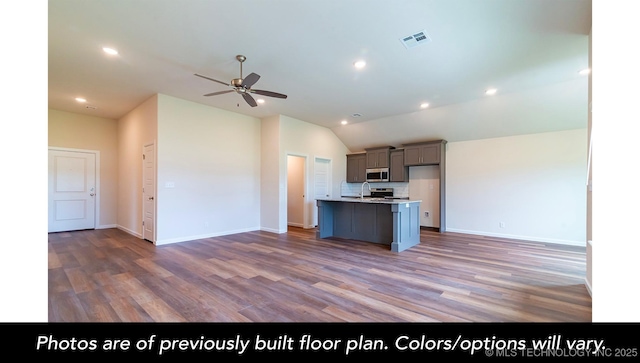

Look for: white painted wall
[260,115,282,233]
[155,94,261,244]
[48,109,119,229]
[260,114,349,232]
[117,95,158,237]
[585,26,592,296]
[446,129,587,245]
[278,115,350,231]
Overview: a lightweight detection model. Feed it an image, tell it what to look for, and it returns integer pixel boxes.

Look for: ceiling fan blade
[251,89,288,99]
[203,90,234,97]
[241,72,260,88]
[241,92,258,107]
[194,73,230,86]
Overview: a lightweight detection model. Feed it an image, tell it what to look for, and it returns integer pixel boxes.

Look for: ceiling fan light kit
[195,55,287,107]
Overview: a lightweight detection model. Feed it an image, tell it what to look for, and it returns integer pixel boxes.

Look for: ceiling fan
[194,55,287,107]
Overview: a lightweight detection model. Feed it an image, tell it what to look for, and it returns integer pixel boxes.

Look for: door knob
[90,193,95,196]
[148,196,154,200]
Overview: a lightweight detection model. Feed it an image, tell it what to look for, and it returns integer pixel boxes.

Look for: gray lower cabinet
[316,199,421,252]
[346,153,366,182]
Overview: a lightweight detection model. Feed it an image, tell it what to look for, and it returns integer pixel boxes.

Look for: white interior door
[143,143,156,243]
[48,149,96,232]
[313,157,331,226]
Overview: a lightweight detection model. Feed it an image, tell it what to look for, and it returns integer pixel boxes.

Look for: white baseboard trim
[445,228,585,246]
[155,226,261,246]
[261,227,287,234]
[97,224,117,229]
[117,225,142,239]
[584,277,592,297]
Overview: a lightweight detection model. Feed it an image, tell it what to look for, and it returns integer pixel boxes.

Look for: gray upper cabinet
[403,141,443,166]
[365,147,393,168]
[390,149,408,182]
[346,153,366,183]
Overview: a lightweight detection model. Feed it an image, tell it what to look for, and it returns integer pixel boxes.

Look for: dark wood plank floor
[48,227,591,322]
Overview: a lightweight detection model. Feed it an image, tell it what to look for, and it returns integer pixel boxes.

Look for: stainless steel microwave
[366,168,389,182]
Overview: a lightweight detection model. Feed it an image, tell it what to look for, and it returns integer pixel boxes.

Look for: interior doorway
[287,155,306,228]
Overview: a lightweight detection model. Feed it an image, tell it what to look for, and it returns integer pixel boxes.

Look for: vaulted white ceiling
[48,0,591,150]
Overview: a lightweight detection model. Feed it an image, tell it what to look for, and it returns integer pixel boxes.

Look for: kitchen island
[316,197,421,252]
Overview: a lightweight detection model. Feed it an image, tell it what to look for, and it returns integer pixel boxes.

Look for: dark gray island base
[316,198,421,252]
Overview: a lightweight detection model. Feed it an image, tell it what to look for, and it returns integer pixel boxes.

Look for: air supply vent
[400,30,431,49]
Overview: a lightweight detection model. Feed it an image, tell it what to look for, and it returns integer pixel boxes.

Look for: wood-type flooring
[48,227,591,322]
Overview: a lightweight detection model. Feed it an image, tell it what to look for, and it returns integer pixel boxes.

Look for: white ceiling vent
[400,30,431,49]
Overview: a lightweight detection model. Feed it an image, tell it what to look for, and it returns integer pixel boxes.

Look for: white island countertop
[316,197,421,204]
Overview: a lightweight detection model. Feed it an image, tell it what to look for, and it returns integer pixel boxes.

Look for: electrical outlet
[424,211,430,217]
[499,222,505,228]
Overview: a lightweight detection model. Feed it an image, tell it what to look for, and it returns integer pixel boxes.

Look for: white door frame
[142,142,157,243]
[48,147,100,231]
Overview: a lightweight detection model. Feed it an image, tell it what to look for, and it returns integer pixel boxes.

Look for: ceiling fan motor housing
[231,78,243,87]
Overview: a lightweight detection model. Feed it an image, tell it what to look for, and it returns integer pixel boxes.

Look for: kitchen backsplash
[340,181,410,198]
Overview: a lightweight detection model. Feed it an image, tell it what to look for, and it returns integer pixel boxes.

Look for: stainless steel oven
[366,168,389,182]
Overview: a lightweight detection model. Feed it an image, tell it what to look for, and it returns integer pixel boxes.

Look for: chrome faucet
[361,181,371,199]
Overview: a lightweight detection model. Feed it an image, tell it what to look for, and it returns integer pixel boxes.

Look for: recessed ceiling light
[75,97,86,103]
[579,68,591,75]
[485,88,497,95]
[102,47,118,55]
[341,120,348,125]
[354,60,366,69]
[420,102,429,109]
[256,98,265,104]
